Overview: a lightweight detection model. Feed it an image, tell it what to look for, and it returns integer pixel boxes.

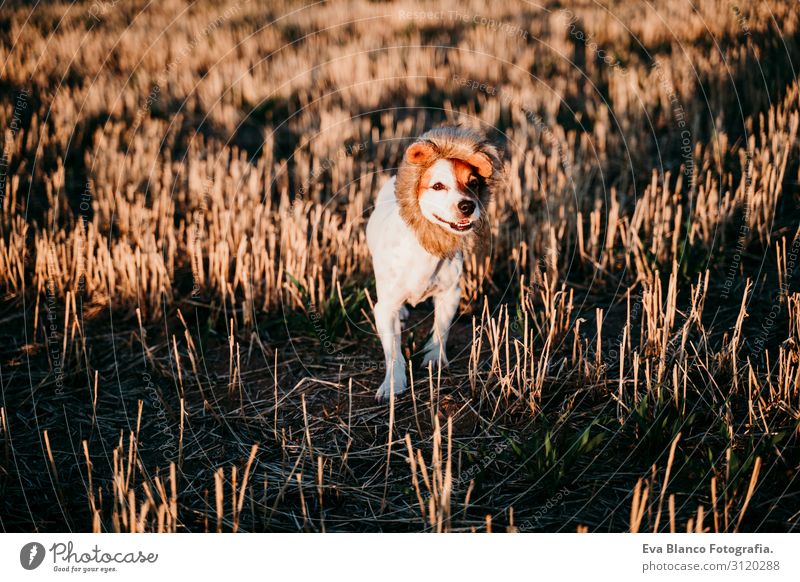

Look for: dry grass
[1,0,799,532]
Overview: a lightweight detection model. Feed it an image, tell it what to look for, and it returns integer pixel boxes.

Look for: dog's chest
[406,254,462,306]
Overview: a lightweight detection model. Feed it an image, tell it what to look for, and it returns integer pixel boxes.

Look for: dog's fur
[366,126,502,401]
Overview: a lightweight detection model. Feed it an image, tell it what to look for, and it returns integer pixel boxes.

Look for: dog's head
[395,126,503,258]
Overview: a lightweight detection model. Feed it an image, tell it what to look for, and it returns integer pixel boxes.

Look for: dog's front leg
[421,283,460,369]
[374,300,407,401]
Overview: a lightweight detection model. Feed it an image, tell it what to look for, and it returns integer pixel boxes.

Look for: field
[1,0,799,533]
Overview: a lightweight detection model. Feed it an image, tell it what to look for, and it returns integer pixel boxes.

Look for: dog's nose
[457,199,476,215]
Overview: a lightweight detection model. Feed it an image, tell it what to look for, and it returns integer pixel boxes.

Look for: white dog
[366,127,501,401]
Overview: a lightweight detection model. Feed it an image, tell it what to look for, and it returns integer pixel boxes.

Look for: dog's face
[405,142,493,236]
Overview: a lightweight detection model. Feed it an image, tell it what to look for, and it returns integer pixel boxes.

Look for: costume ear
[405,141,436,165]
[466,151,493,178]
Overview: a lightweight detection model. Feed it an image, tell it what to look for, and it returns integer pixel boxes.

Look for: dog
[366,126,502,402]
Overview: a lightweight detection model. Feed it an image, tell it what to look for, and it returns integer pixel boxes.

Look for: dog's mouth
[433,214,473,232]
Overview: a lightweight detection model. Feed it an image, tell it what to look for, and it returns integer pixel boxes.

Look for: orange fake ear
[405,141,436,165]
[466,152,493,178]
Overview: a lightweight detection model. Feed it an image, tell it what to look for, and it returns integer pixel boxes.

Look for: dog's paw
[421,348,449,370]
[375,373,408,402]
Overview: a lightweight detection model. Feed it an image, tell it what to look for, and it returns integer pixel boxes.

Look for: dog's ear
[405,141,436,165]
[465,151,493,178]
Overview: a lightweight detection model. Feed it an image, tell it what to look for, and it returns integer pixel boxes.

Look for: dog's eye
[467,177,479,189]
[431,182,446,191]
